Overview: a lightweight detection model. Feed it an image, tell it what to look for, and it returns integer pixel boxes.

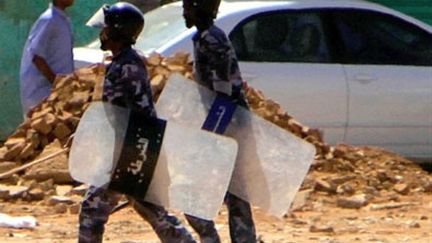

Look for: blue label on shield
[202,95,237,134]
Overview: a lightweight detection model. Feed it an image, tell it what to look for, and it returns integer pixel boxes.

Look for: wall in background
[370,0,432,25]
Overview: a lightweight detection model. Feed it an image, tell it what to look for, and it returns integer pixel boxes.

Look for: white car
[74,0,432,161]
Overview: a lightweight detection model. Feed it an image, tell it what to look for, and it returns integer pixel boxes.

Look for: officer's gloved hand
[215,91,247,108]
[215,91,231,100]
[230,89,249,108]
[215,91,240,105]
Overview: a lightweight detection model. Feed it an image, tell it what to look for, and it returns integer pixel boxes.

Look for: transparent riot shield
[69,101,237,220]
[156,74,316,217]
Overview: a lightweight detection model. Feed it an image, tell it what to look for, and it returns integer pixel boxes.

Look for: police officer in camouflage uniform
[182,0,257,242]
[78,3,196,243]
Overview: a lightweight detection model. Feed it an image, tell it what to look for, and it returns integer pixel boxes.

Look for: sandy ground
[0,192,430,243]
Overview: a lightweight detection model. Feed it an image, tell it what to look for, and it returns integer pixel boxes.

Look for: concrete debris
[309,224,335,233]
[0,185,30,201]
[0,213,37,229]
[337,194,369,209]
[369,202,420,211]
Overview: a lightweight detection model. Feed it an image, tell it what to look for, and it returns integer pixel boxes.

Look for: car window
[134,5,188,54]
[230,11,330,63]
[85,4,188,53]
[332,10,432,66]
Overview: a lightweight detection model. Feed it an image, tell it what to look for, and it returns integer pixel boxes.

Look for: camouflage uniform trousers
[78,186,196,243]
[185,192,256,243]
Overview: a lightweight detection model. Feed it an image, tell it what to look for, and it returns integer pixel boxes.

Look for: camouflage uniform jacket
[193,24,245,100]
[102,46,156,118]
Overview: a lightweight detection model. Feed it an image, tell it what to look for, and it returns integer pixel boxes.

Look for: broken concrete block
[30,117,52,135]
[53,122,72,140]
[337,194,369,209]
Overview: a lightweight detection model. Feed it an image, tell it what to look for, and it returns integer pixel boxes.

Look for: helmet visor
[86,5,108,28]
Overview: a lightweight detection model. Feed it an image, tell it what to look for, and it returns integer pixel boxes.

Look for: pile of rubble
[0,52,430,214]
[296,144,431,211]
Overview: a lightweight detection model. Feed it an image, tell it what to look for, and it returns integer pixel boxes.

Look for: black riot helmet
[87,2,144,45]
[183,0,221,19]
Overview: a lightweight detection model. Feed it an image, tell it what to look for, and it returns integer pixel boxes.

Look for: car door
[229,10,348,144]
[331,10,432,158]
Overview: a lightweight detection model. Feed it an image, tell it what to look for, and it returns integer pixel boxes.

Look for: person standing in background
[19,0,75,117]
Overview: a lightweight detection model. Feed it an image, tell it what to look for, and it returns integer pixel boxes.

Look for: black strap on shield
[108,110,166,199]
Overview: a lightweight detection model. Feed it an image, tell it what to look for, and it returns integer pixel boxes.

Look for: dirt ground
[0,191,430,243]
[0,145,431,243]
